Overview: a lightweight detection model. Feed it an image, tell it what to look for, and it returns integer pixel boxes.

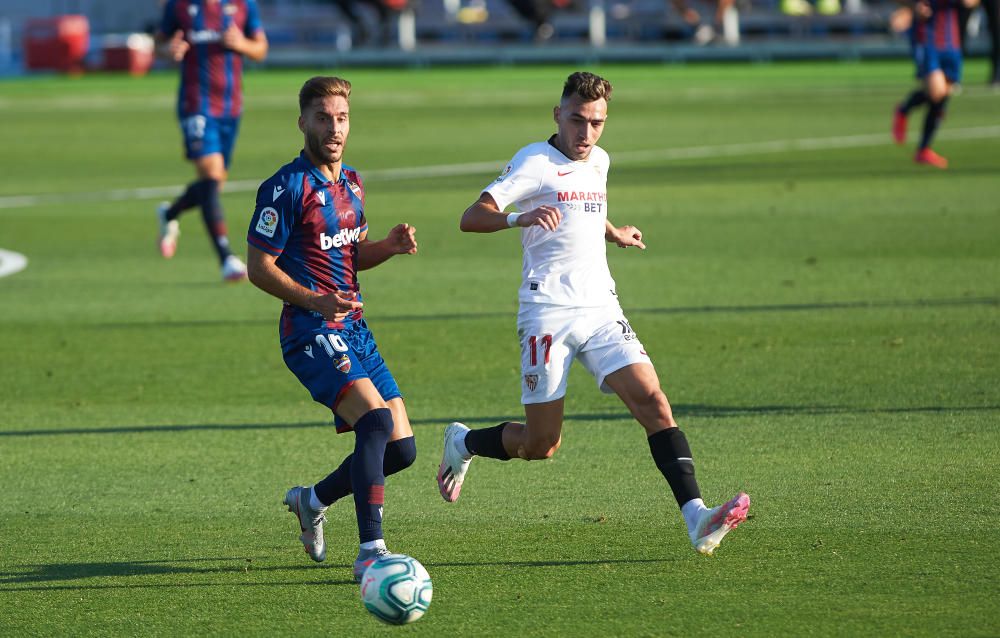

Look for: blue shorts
[178,114,241,167]
[282,319,402,433]
[913,45,963,83]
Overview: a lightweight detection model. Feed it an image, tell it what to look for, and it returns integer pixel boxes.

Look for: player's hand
[517,205,562,231]
[167,30,190,62]
[608,225,646,250]
[387,223,418,255]
[312,290,363,322]
[222,23,247,52]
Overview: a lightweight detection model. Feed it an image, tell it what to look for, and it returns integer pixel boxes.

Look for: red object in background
[24,15,90,73]
[101,34,155,76]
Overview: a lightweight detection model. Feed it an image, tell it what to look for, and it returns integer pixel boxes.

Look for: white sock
[681,498,708,538]
[455,427,473,460]
[360,539,386,552]
[308,487,326,512]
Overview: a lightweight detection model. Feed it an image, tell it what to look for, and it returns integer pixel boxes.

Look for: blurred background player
[985,0,1000,86]
[155,0,269,281]
[669,0,741,45]
[316,0,405,48]
[246,76,419,581]
[892,0,979,168]
[437,71,750,556]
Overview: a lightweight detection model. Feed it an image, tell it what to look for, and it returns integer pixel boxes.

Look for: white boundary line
[0,249,28,278]
[1,125,998,211]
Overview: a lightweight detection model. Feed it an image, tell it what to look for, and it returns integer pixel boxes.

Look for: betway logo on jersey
[320,228,362,250]
[556,191,607,202]
[187,30,222,44]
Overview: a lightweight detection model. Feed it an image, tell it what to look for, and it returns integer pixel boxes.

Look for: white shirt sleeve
[483,145,546,212]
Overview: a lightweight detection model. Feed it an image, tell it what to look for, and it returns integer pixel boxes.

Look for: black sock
[197,179,231,264]
[648,428,702,508]
[898,89,928,115]
[165,179,211,221]
[464,422,512,460]
[919,97,948,150]
[313,436,416,506]
[350,408,394,543]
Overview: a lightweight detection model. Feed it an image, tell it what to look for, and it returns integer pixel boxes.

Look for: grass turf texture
[1,61,998,636]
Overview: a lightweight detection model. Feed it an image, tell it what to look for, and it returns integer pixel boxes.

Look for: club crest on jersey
[335,355,352,373]
[256,207,279,238]
[224,4,238,14]
[347,180,362,198]
[496,164,513,183]
[524,374,538,391]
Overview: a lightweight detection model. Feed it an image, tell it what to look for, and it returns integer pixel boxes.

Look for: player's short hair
[299,76,352,112]
[561,72,612,103]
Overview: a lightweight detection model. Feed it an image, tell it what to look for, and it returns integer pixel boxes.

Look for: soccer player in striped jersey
[893,0,979,168]
[246,77,419,582]
[155,0,268,280]
[437,71,750,556]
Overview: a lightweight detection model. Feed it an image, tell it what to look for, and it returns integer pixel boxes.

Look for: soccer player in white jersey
[437,71,750,555]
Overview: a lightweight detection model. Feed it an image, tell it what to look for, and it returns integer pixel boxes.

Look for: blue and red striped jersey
[912,0,963,50]
[248,152,370,341]
[159,0,263,118]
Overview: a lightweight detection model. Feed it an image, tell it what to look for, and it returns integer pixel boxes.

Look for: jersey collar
[296,150,347,185]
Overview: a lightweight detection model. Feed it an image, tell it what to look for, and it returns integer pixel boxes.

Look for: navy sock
[197,179,231,264]
[919,98,948,150]
[464,422,512,460]
[313,436,417,506]
[165,179,211,221]
[350,408,394,543]
[898,89,928,115]
[648,427,702,508]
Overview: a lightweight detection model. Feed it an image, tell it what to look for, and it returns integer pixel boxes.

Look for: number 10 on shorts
[527,334,552,367]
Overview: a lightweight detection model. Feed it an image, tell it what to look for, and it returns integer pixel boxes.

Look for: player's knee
[632,388,672,422]
[354,407,395,437]
[384,436,416,474]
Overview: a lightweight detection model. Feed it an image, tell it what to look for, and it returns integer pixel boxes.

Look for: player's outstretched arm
[605,219,646,250]
[247,245,362,321]
[460,192,562,233]
[356,224,417,271]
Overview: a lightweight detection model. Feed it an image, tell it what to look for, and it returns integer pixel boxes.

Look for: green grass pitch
[0,61,998,636]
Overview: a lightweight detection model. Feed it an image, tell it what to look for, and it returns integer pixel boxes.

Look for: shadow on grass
[0,556,673,592]
[91,296,999,330]
[0,558,356,590]
[2,404,998,438]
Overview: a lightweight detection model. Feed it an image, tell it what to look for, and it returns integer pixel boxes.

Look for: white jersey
[484,139,617,308]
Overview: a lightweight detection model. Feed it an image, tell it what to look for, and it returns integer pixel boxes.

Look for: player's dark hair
[299,76,352,112]
[561,72,612,103]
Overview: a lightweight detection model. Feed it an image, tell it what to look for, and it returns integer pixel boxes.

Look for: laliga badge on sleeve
[256,207,279,238]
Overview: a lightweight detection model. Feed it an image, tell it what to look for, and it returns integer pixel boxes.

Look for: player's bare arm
[460,192,562,233]
[605,219,646,250]
[247,245,362,321]
[156,30,190,62]
[356,224,418,271]
[222,24,269,61]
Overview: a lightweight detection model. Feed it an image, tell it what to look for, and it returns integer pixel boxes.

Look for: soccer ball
[359,554,433,624]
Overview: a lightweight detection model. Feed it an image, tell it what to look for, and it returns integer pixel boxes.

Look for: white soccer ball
[359,553,433,625]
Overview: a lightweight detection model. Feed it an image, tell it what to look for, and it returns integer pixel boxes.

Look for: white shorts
[517,302,652,404]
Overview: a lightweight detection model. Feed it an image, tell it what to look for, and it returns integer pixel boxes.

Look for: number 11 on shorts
[528,334,552,367]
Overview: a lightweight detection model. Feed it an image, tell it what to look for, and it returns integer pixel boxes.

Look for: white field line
[0,249,28,278]
[1,125,998,211]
